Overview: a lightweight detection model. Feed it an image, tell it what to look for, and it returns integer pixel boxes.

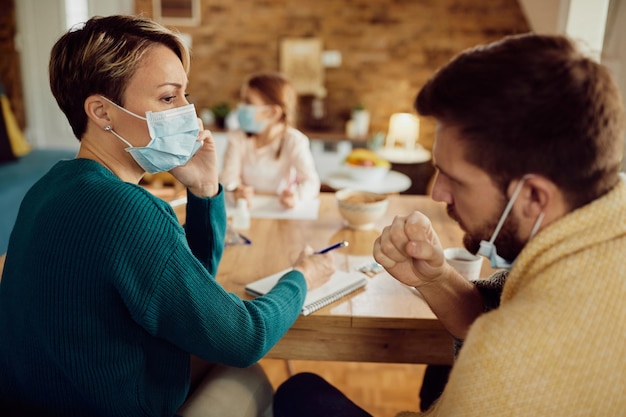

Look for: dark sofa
[0,148,76,254]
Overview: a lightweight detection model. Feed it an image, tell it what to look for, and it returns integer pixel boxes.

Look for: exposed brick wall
[0,0,25,130]
[136,0,529,148]
[0,1,529,147]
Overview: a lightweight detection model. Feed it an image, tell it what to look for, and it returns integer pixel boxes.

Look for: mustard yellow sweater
[399,177,626,417]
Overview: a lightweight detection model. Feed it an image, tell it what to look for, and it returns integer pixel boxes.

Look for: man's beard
[447,203,526,262]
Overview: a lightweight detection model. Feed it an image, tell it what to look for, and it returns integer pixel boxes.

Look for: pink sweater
[219,127,320,203]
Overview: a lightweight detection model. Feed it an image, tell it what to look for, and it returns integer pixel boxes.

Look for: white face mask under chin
[101,96,201,174]
[477,177,545,270]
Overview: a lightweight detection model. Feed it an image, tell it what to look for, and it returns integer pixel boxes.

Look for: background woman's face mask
[237,104,268,134]
[102,96,201,173]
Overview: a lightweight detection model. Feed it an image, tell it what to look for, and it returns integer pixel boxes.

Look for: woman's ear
[268,104,284,123]
[84,95,112,130]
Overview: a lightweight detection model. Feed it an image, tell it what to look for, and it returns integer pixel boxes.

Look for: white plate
[323,170,412,194]
[377,147,431,164]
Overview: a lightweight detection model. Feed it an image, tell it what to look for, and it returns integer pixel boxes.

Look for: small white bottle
[232,198,250,230]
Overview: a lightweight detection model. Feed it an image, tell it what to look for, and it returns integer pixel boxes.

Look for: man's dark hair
[416,33,625,209]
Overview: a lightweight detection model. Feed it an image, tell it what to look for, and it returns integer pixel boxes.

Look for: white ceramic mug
[443,247,483,280]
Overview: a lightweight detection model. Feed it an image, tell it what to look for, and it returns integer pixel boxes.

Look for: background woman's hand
[279,189,296,209]
[292,246,335,291]
[170,121,219,198]
[233,185,254,207]
[373,211,448,288]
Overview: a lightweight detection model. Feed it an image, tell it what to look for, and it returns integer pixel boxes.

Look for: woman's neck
[254,123,286,148]
[77,134,144,184]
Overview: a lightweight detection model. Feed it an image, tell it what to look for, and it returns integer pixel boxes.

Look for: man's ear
[84,95,112,130]
[519,175,556,218]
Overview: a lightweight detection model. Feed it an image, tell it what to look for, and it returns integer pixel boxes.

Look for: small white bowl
[342,163,389,183]
[335,189,389,230]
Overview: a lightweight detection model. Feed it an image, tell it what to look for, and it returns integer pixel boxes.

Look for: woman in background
[220,72,320,208]
[0,15,334,417]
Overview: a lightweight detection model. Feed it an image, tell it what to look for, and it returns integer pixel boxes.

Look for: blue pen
[238,233,252,245]
[315,240,349,254]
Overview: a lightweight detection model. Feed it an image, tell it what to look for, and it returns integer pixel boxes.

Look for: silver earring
[104,125,111,131]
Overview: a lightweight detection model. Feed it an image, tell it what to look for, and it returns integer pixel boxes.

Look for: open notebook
[245,268,368,316]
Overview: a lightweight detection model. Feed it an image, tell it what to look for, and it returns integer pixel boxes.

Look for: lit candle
[386,113,420,150]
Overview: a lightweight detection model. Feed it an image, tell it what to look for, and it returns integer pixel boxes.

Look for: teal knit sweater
[0,159,307,417]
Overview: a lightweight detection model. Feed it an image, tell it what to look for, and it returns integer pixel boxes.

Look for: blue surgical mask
[477,177,545,270]
[237,104,268,134]
[101,96,201,174]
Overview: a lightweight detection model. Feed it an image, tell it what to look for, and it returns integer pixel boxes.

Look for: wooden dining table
[173,191,493,365]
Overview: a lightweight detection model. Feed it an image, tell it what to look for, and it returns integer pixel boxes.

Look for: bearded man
[273,33,626,417]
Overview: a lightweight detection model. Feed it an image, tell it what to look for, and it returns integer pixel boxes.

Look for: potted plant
[211,102,231,129]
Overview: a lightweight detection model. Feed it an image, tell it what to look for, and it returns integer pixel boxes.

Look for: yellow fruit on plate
[344,148,391,168]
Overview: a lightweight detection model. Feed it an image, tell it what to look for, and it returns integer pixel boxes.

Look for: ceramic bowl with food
[335,189,389,230]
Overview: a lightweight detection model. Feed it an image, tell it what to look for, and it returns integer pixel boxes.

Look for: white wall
[15,0,133,150]
[15,0,72,149]
[518,0,610,57]
[602,1,626,170]
[603,1,624,89]
[565,0,610,61]
[517,0,566,33]
[520,0,625,170]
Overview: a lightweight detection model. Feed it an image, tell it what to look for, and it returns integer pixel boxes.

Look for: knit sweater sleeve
[182,187,226,273]
[473,270,508,312]
[452,270,508,355]
[115,186,307,367]
[144,256,307,366]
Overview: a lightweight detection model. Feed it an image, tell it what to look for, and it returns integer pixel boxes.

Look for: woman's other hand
[292,246,335,291]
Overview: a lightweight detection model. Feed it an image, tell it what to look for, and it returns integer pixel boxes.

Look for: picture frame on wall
[153,0,201,26]
[279,37,324,95]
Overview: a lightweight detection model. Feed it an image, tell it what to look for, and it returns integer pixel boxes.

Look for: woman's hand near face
[170,121,219,198]
[373,211,450,288]
[292,246,335,291]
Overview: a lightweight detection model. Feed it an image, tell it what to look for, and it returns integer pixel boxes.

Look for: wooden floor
[260,359,427,417]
